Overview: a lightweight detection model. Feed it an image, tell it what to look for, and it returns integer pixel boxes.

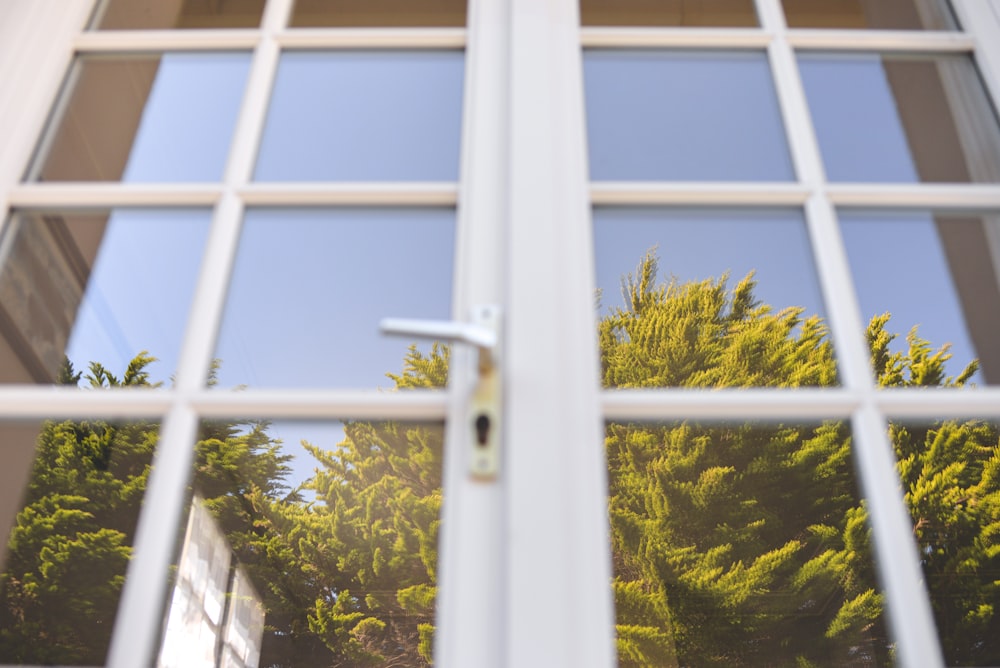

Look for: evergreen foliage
[600,252,996,667]
[1,254,998,667]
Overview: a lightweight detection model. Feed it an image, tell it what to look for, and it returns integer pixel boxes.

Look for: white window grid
[0,0,999,666]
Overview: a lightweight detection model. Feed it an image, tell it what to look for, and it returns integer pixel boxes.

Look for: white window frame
[1,0,1000,666]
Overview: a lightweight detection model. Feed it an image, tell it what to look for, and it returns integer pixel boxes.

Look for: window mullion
[505,1,614,666]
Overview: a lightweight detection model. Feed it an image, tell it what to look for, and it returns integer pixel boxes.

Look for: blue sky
[50,48,994,485]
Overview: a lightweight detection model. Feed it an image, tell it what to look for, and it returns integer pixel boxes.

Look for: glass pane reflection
[841,210,1000,386]
[782,0,956,30]
[0,209,210,386]
[581,0,757,27]
[290,0,466,27]
[213,208,454,389]
[799,53,1000,183]
[93,0,265,29]
[887,419,1000,666]
[255,52,464,181]
[32,53,250,182]
[594,208,834,388]
[606,419,888,666]
[584,51,794,181]
[157,419,443,667]
[0,418,160,665]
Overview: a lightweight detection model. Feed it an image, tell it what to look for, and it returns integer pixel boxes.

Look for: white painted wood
[827,183,1000,208]
[240,182,459,205]
[786,28,974,51]
[506,1,614,666]
[603,388,861,419]
[8,183,222,207]
[581,26,770,48]
[0,0,94,217]
[0,388,449,420]
[851,405,946,668]
[591,182,809,205]
[603,387,1000,420]
[435,0,511,663]
[106,404,201,668]
[74,29,260,51]
[278,27,465,49]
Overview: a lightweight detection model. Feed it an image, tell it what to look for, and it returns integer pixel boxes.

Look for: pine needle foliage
[2,252,998,667]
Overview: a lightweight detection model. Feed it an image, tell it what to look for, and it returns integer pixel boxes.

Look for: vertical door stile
[505,1,614,666]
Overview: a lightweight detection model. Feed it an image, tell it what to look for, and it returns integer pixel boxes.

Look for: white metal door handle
[380,305,502,480]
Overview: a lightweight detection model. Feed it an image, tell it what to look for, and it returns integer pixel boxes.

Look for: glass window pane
[887,419,1000,667]
[213,208,454,389]
[0,209,210,386]
[594,208,834,387]
[606,419,889,666]
[156,419,443,667]
[799,53,1000,183]
[32,54,251,182]
[290,0,466,27]
[584,51,794,181]
[782,0,956,30]
[93,0,265,29]
[581,0,757,27]
[254,52,464,182]
[0,418,161,665]
[840,209,1000,386]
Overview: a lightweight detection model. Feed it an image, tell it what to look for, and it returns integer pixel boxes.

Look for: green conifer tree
[2,251,997,667]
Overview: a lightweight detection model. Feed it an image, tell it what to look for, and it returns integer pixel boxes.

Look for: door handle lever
[380,305,502,480]
[380,316,497,373]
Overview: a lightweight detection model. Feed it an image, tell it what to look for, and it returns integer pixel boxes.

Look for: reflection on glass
[581,0,757,26]
[158,418,444,667]
[32,53,251,182]
[214,208,454,389]
[886,419,1000,665]
[594,208,834,387]
[93,0,265,29]
[254,52,464,181]
[782,0,956,30]
[584,51,794,181]
[606,419,888,666]
[799,53,1000,183]
[0,209,210,386]
[158,495,265,668]
[0,418,161,665]
[840,210,1000,386]
[290,0,466,27]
